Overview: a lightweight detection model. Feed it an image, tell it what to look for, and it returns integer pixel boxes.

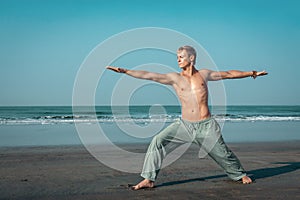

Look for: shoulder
[166,72,181,79]
[198,69,213,79]
[198,68,213,74]
[165,72,183,85]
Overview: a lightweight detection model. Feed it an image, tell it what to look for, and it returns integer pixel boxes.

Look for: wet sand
[0,141,299,200]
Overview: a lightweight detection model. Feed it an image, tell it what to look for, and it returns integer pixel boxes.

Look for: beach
[0,141,299,200]
[0,106,299,199]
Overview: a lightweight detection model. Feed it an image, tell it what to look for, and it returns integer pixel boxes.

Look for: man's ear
[189,55,195,63]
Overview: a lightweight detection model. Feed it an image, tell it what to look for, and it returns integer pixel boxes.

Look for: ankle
[144,179,153,183]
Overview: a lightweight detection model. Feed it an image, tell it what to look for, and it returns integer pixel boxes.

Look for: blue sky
[0,0,299,106]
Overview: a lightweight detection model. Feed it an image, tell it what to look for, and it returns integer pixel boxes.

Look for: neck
[181,64,196,76]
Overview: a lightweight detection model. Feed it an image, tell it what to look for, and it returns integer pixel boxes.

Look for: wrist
[118,67,128,73]
[251,70,257,79]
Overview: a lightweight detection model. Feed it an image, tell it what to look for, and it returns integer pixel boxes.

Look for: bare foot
[131,179,154,190]
[241,175,252,184]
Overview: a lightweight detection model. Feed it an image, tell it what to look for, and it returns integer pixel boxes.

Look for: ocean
[1,105,300,125]
[0,106,299,146]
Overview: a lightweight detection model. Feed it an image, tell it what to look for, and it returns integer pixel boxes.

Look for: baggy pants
[141,118,246,181]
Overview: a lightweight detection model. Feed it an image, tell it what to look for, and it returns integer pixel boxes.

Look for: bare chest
[175,74,208,98]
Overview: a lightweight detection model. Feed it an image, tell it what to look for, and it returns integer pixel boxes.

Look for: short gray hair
[177,45,197,64]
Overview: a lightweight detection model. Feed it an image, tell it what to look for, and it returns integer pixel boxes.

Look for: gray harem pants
[141,118,246,181]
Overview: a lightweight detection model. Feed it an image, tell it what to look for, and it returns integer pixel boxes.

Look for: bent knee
[152,135,169,147]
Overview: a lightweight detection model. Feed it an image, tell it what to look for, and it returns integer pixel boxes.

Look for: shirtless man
[106,45,267,190]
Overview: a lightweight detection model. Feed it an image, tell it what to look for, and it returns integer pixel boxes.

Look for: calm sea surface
[0,105,299,125]
[0,106,299,146]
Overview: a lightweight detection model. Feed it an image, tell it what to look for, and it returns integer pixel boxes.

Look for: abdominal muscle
[181,103,211,122]
[177,88,211,122]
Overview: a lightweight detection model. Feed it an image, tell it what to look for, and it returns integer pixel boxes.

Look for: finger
[106,66,117,71]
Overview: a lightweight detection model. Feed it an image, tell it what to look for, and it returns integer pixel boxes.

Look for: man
[106,45,267,190]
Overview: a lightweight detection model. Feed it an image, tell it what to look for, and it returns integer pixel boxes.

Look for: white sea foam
[1,106,300,125]
[1,115,300,125]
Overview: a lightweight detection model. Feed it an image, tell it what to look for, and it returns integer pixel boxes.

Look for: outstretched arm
[206,69,268,81]
[106,66,175,85]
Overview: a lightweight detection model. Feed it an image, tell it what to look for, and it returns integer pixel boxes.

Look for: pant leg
[208,135,246,180]
[141,120,192,181]
[195,118,246,181]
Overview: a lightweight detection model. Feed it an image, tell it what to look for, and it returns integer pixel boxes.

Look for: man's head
[177,45,197,68]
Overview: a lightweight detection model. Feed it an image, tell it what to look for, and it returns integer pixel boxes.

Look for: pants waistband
[181,117,213,125]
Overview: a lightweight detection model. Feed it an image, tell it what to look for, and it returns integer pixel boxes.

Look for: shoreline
[1,120,300,147]
[1,141,299,199]
[0,138,300,148]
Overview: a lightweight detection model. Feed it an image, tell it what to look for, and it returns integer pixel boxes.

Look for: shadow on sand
[156,162,300,188]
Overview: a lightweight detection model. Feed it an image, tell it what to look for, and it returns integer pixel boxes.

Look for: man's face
[177,50,192,68]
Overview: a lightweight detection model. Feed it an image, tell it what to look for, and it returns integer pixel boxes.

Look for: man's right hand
[106,66,127,73]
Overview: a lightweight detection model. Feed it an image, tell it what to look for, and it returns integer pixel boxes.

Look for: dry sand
[0,141,299,200]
